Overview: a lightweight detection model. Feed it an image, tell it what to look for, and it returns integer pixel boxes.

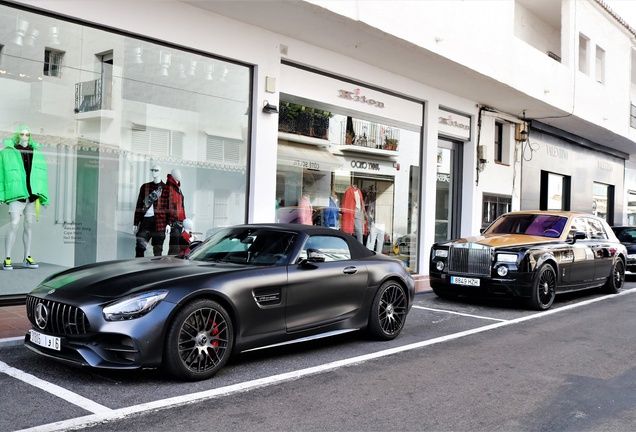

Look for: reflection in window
[301,235,351,262]
[44,49,64,77]
[482,193,511,230]
[592,182,614,223]
[628,191,636,225]
[540,171,570,211]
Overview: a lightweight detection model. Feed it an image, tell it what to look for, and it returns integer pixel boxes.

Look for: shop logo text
[338,89,385,108]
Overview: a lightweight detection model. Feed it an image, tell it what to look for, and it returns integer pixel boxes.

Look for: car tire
[529,264,556,311]
[368,280,408,340]
[603,258,625,294]
[164,299,234,381]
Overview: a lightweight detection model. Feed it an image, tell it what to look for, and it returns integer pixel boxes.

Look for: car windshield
[486,214,567,238]
[188,227,298,265]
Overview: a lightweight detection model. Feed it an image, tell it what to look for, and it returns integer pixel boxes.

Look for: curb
[0,336,23,348]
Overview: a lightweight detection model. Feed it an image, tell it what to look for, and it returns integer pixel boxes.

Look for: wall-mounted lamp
[12,17,29,46]
[262,101,278,114]
[516,123,529,143]
[48,25,61,46]
[519,128,528,143]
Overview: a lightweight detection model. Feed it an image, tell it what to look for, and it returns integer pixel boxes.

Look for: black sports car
[24,224,415,381]
[430,211,627,310]
[611,226,636,273]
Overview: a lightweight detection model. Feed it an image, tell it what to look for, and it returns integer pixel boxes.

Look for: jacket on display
[166,173,186,224]
[341,186,365,234]
[0,126,49,205]
[134,180,170,231]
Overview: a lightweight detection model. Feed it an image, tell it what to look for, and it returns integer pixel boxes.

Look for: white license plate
[450,276,480,286]
[29,329,61,351]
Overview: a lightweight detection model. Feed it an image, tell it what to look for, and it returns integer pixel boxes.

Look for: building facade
[1,0,635,301]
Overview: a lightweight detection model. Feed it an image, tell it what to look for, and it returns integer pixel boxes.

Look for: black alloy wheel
[529,264,557,311]
[368,280,408,340]
[603,259,625,294]
[164,299,234,381]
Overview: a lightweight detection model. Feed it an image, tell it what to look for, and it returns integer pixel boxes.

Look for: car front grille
[26,295,90,335]
[448,245,492,276]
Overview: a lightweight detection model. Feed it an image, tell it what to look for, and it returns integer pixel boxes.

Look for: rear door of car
[285,234,369,332]
[562,217,596,285]
[585,217,614,282]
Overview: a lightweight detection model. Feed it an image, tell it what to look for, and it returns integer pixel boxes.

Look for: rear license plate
[450,276,480,286]
[29,329,61,351]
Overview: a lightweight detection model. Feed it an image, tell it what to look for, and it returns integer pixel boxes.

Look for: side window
[299,235,351,262]
[617,229,636,242]
[569,217,589,239]
[586,218,608,240]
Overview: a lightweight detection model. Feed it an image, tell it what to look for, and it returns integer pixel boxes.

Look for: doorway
[435,139,462,242]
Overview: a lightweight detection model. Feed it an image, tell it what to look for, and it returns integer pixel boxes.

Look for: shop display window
[0,5,251,297]
[276,101,421,272]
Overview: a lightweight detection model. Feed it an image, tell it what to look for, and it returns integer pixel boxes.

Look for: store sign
[438,109,471,140]
[351,160,381,171]
[545,144,568,160]
[598,160,613,172]
[338,89,385,108]
[293,159,320,170]
[437,173,451,183]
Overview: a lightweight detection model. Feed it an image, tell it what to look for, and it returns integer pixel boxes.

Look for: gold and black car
[430,211,627,310]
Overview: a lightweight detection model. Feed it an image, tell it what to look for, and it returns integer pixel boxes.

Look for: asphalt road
[3,280,636,432]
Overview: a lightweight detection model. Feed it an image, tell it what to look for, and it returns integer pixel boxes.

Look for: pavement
[0,275,431,350]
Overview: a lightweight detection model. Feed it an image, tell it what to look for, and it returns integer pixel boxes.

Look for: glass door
[435,139,462,242]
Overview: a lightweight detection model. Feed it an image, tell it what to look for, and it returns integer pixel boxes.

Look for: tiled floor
[0,276,430,342]
[0,305,30,340]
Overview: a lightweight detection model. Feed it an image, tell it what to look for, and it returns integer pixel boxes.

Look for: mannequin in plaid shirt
[134,165,169,257]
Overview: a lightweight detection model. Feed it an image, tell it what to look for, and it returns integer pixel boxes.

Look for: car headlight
[103,290,169,321]
[434,249,448,258]
[628,254,636,260]
[497,253,518,263]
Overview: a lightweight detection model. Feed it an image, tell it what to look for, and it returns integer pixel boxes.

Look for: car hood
[33,256,249,298]
[445,233,555,248]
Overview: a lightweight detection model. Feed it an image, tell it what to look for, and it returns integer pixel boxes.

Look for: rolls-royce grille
[26,295,90,335]
[448,246,492,276]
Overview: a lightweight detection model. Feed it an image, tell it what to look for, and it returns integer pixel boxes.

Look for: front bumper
[429,270,535,299]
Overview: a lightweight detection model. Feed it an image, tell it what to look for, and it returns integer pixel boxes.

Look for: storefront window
[628,191,636,225]
[592,182,614,223]
[0,5,252,298]
[276,102,421,272]
[540,171,570,211]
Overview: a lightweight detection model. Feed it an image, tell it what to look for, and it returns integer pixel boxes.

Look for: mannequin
[324,189,339,229]
[341,184,365,242]
[167,168,187,254]
[134,164,169,257]
[0,126,49,270]
[298,192,313,225]
[365,206,384,253]
[178,218,195,254]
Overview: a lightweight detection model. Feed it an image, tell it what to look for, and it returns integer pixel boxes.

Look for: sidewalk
[0,275,431,349]
[0,304,30,348]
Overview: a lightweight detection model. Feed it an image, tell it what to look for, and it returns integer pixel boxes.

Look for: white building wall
[16,0,631,272]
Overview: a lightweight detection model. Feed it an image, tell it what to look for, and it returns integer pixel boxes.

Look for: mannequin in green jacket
[0,125,49,270]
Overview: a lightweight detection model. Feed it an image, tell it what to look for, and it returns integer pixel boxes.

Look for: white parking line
[412,305,508,322]
[0,361,111,415]
[13,287,636,432]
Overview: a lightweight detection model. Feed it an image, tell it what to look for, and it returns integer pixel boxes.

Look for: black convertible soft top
[232,223,376,260]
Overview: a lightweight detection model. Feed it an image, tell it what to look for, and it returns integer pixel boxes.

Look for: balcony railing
[341,118,400,151]
[74,78,109,113]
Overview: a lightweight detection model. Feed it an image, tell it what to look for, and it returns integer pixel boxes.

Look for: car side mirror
[567,231,586,244]
[299,248,326,266]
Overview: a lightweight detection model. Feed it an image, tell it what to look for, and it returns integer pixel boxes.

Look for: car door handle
[343,266,358,275]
